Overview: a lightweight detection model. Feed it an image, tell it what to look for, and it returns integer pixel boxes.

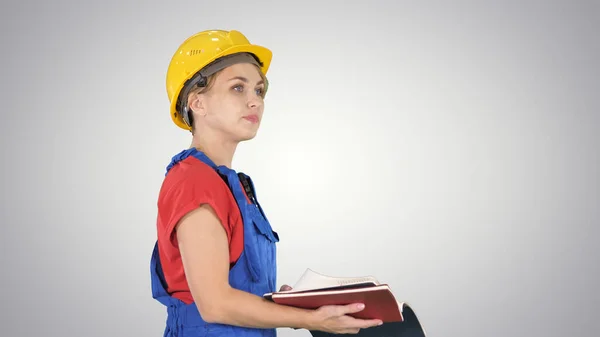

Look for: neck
[190,134,238,168]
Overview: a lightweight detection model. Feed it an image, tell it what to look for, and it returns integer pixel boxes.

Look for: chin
[238,123,261,139]
[235,130,259,142]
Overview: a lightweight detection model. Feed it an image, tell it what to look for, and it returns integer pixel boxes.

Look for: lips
[243,115,259,123]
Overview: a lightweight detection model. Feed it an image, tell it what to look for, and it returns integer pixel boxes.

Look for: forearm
[203,286,316,330]
[176,206,314,330]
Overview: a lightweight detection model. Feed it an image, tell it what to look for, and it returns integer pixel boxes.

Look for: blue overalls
[150,148,280,337]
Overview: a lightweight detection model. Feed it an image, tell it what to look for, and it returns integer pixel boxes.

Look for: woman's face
[191,62,266,142]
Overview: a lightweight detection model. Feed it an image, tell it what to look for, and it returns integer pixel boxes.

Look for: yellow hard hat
[165,30,273,131]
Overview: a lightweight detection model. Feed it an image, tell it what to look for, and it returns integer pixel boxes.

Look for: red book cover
[267,284,405,322]
[264,269,427,336]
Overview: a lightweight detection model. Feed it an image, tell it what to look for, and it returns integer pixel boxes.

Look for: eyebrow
[228,76,264,85]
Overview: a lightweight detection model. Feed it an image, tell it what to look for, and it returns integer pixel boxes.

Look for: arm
[175,203,315,329]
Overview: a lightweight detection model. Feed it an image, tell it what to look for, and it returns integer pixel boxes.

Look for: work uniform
[150,148,280,336]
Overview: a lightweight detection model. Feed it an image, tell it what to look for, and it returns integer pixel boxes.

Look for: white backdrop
[1,1,598,336]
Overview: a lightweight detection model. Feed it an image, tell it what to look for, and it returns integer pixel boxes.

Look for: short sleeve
[156,157,236,248]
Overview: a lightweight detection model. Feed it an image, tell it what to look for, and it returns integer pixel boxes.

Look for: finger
[338,303,366,315]
[340,328,360,334]
[340,316,383,330]
[354,318,383,328]
[279,284,292,291]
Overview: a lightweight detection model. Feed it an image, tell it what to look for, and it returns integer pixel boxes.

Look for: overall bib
[150,148,280,337]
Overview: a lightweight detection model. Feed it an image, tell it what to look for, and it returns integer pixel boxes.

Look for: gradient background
[1,1,598,336]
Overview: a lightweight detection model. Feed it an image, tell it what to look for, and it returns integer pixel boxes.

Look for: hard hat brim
[170,44,273,131]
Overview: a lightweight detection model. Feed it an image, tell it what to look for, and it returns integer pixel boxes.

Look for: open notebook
[279,268,380,293]
[263,269,427,336]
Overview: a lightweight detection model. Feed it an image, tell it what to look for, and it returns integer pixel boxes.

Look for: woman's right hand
[307,303,383,334]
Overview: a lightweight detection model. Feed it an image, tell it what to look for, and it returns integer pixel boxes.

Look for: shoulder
[156,155,241,243]
[157,156,233,206]
[162,156,223,189]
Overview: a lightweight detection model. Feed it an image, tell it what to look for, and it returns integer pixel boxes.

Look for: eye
[232,83,265,97]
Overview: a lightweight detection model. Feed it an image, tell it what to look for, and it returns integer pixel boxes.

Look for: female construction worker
[149,30,383,336]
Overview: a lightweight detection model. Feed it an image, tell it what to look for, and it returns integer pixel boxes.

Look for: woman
[150,29,383,336]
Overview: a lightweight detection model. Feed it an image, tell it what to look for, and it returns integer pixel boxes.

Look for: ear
[188,92,206,117]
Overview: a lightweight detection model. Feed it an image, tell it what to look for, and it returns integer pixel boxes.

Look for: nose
[247,94,262,109]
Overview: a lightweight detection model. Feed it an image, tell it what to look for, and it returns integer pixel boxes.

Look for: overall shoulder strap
[238,173,258,204]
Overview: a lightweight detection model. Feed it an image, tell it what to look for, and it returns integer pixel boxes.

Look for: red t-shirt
[155,155,247,304]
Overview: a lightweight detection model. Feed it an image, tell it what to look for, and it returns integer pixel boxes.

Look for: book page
[289,268,380,292]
